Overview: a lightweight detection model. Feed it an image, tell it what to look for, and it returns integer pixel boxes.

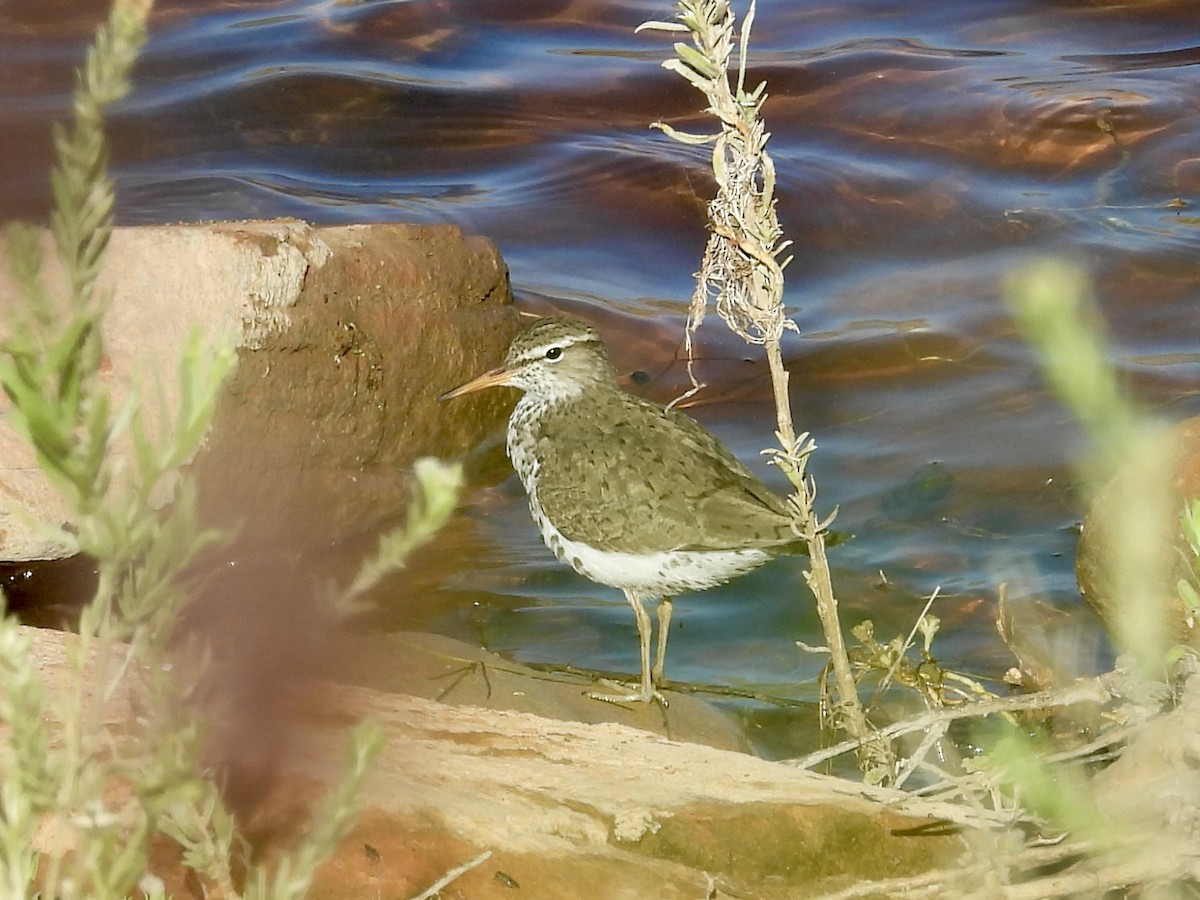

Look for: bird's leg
[652,597,673,686]
[589,590,666,705]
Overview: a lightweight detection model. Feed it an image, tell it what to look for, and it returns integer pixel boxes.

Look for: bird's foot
[588,679,668,708]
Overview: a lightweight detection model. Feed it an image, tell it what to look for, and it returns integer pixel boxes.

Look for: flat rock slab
[21,624,961,899]
[329,630,752,753]
[0,219,519,561]
[307,683,957,898]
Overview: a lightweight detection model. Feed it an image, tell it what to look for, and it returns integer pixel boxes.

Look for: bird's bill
[438,365,515,402]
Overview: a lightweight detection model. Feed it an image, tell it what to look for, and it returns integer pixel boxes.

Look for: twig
[640,0,884,776]
[810,834,1200,900]
[788,674,1115,770]
[876,587,941,701]
[996,852,1200,900]
[892,718,949,790]
[409,849,493,900]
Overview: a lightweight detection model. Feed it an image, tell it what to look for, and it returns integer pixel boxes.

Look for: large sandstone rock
[21,624,960,898]
[0,219,519,561]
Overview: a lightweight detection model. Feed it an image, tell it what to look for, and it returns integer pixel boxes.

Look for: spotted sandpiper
[440,315,803,704]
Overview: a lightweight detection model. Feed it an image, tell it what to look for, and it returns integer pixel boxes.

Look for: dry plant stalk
[639,0,887,773]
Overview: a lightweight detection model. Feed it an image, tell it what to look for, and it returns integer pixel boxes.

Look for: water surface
[3,0,1199,753]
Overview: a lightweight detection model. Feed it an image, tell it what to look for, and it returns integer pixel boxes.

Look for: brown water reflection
[2,0,1199,753]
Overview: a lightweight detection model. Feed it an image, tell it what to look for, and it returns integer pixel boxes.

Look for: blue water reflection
[2,0,1198,749]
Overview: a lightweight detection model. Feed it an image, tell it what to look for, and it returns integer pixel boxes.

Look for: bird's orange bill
[438,365,515,402]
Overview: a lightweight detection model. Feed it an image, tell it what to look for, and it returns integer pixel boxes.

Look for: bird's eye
[545,346,563,361]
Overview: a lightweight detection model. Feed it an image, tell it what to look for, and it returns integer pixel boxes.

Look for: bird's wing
[532,394,796,554]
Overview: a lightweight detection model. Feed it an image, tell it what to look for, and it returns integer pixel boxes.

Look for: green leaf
[635,20,690,33]
[674,42,722,80]
[1179,579,1200,613]
[652,122,719,145]
[711,133,729,188]
[662,57,713,91]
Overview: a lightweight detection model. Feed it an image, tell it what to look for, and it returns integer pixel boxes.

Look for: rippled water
[4,0,1200,751]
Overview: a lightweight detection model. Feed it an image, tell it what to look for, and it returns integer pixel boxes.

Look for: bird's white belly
[529,498,770,597]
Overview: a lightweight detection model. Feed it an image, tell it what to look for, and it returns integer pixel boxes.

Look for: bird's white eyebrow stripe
[560,333,600,349]
[525,332,600,355]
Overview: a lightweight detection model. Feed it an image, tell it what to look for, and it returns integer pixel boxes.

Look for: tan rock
[0,219,519,561]
[19,624,961,899]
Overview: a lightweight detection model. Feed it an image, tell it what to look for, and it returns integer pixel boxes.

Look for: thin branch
[642,0,884,775]
[788,674,1115,770]
[409,850,493,900]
